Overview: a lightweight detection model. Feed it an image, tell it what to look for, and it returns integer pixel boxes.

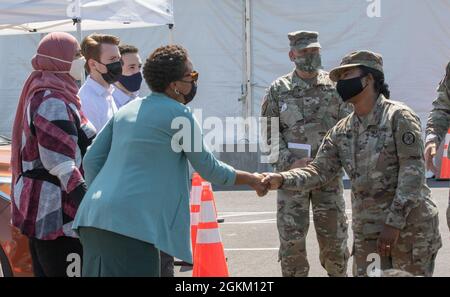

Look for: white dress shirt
[79,76,118,131]
[112,87,139,109]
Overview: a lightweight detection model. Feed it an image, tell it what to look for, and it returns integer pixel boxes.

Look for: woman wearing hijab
[10,32,96,277]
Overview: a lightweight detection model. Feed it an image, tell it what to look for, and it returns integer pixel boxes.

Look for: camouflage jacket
[280,95,438,231]
[261,69,351,171]
[426,62,450,145]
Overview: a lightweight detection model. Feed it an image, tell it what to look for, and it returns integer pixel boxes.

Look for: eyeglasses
[180,71,199,83]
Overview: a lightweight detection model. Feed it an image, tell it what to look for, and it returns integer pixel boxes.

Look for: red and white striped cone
[190,173,203,255]
[439,129,450,180]
[192,185,229,277]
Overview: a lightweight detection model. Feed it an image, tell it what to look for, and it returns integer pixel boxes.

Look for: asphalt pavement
[176,180,450,277]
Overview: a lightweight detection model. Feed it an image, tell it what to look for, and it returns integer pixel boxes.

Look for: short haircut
[119,44,139,56]
[81,33,120,73]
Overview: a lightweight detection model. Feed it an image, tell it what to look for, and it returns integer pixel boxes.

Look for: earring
[174,89,180,95]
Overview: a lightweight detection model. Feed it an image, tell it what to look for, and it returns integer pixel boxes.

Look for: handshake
[239,157,312,196]
[244,172,284,197]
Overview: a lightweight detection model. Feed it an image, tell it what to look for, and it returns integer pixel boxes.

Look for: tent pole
[76,19,82,43]
[243,0,252,142]
[245,0,252,117]
[75,18,85,85]
[240,0,246,120]
[168,23,174,44]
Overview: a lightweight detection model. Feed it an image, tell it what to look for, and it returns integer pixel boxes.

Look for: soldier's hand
[424,142,438,175]
[289,158,313,170]
[234,170,269,197]
[377,224,400,257]
[250,173,269,197]
[261,173,284,190]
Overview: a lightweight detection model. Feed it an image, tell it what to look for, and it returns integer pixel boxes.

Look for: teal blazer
[73,92,236,263]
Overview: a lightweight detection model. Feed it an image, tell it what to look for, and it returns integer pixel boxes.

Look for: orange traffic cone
[190,173,204,254]
[192,185,229,277]
[439,129,450,180]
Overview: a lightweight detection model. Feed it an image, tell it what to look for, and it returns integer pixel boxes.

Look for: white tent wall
[0,33,42,137]
[1,0,450,172]
[251,0,450,132]
[170,0,245,127]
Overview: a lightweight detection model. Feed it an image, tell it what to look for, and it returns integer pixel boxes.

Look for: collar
[150,92,187,107]
[113,87,138,106]
[290,69,329,89]
[85,75,115,97]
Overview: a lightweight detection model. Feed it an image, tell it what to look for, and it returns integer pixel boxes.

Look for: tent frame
[241,0,253,142]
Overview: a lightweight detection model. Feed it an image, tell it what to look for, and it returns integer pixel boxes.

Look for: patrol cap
[288,31,321,50]
[329,50,384,82]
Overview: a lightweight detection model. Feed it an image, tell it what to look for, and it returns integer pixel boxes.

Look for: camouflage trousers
[352,215,442,277]
[277,175,349,277]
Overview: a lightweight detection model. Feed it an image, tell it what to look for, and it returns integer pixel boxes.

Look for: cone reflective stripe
[190,173,204,254]
[192,185,229,277]
[196,225,222,244]
[201,181,219,218]
[440,129,450,179]
[200,199,217,222]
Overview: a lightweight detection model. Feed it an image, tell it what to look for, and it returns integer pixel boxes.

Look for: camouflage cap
[329,50,384,81]
[288,31,321,50]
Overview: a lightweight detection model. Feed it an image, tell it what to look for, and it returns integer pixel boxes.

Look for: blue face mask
[118,72,143,93]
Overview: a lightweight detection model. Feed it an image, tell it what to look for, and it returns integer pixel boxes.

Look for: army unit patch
[402,132,415,145]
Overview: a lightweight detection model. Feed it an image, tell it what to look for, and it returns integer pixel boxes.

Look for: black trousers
[160,251,174,277]
[28,236,83,277]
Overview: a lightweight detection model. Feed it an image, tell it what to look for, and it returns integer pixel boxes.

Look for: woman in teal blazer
[72,45,266,277]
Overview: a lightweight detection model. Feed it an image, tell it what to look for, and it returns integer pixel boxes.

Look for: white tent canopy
[0,0,174,35]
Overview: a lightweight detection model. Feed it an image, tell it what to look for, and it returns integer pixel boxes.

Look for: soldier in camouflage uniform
[260,31,351,277]
[425,61,450,231]
[262,51,442,277]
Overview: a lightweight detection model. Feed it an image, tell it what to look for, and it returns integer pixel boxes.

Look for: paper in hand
[288,143,311,159]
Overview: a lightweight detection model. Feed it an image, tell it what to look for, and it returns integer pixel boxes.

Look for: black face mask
[182,81,197,105]
[99,61,123,84]
[336,74,368,102]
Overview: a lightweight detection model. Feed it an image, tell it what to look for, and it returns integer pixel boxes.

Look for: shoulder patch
[402,132,416,145]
